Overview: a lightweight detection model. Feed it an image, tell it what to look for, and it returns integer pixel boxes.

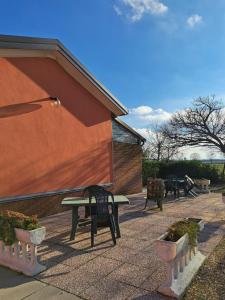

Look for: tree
[190,152,201,160]
[144,125,178,161]
[163,96,225,154]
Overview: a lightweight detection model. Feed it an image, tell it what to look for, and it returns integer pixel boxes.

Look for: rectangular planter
[0,226,46,276]
[15,226,46,245]
[154,220,205,298]
[193,179,210,193]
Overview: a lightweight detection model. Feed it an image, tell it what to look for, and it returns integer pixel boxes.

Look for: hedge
[142,160,222,185]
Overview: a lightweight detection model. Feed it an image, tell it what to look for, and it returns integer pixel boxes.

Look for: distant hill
[201,159,225,164]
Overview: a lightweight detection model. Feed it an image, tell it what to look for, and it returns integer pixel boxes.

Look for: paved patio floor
[1,192,225,299]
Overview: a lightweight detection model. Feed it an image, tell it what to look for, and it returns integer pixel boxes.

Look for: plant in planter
[0,210,46,276]
[154,219,206,299]
[0,210,41,245]
[166,220,200,248]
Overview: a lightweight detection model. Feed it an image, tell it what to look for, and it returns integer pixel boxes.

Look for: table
[61,195,129,240]
[164,179,185,198]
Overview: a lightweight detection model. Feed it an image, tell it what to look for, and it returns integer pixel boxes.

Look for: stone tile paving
[0,266,80,300]
[2,192,224,300]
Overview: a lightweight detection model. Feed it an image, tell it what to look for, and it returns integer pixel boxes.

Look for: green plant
[166,220,200,248]
[0,210,41,245]
[142,159,223,186]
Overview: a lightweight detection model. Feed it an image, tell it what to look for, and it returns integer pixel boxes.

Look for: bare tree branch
[163,96,225,154]
[144,124,179,161]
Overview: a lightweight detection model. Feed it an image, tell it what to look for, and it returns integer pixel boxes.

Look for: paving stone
[0,275,46,300]
[76,255,123,277]
[35,263,72,283]
[108,263,152,287]
[25,285,81,299]
[61,250,97,268]
[199,234,223,253]
[0,266,21,283]
[80,277,139,300]
[141,265,168,291]
[103,245,138,262]
[38,242,74,267]
[117,237,152,251]
[43,256,122,295]
[127,251,164,272]
[134,231,159,242]
[129,289,171,299]
[49,266,101,294]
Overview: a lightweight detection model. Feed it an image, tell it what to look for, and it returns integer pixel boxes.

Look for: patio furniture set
[61,185,129,246]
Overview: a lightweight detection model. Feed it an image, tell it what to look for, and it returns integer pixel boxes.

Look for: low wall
[0,192,77,217]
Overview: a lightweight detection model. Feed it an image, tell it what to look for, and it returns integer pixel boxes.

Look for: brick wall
[0,191,81,218]
[0,142,143,217]
[112,142,143,194]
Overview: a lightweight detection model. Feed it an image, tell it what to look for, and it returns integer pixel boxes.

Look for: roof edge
[0,34,128,116]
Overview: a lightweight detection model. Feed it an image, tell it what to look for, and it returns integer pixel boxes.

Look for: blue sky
[1,0,225,157]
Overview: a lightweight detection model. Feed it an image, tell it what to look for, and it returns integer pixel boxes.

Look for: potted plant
[0,210,46,276]
[0,210,45,245]
[154,219,205,299]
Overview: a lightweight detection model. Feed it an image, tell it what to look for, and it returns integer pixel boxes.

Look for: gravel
[183,236,225,300]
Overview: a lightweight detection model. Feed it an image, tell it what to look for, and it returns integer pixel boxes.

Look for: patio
[31,192,225,299]
[1,192,225,299]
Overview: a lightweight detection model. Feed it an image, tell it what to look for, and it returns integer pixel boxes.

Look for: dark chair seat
[83,185,116,247]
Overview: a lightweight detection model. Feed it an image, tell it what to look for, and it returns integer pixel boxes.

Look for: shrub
[142,160,160,185]
[166,220,200,248]
[0,210,40,245]
[142,159,222,185]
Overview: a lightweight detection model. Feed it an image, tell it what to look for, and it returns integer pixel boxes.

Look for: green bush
[142,159,222,185]
[0,210,40,245]
[166,219,200,248]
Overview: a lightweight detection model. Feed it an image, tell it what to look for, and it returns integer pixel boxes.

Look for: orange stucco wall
[0,57,112,198]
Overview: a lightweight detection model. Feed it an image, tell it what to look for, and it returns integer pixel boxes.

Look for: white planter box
[0,226,46,276]
[187,218,204,231]
[15,227,46,245]
[193,179,210,193]
[154,222,205,298]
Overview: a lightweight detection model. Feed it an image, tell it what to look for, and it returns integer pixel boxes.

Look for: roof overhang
[0,35,128,117]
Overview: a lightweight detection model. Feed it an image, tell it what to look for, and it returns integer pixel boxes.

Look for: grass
[183,237,225,300]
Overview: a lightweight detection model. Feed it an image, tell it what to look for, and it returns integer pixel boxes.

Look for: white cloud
[113,5,123,16]
[186,14,203,28]
[129,105,172,124]
[114,0,168,22]
[134,127,152,140]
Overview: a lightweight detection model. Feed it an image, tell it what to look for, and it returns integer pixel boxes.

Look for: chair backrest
[184,175,194,189]
[94,190,114,217]
[147,178,165,199]
[165,175,178,190]
[83,185,106,202]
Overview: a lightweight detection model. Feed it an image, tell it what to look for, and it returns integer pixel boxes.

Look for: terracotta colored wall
[112,142,143,194]
[0,57,112,198]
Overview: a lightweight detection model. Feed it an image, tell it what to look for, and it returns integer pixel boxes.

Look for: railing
[0,228,46,276]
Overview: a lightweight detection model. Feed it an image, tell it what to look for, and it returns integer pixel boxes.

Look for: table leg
[114,204,121,238]
[85,206,90,218]
[70,206,79,240]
